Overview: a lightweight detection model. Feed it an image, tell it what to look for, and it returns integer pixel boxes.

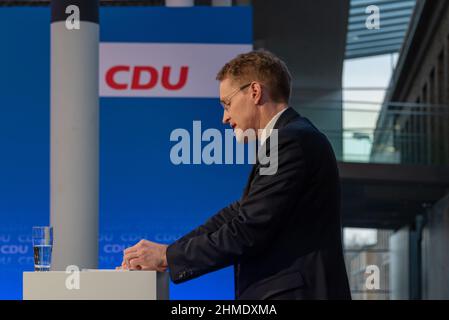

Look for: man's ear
[251,82,263,105]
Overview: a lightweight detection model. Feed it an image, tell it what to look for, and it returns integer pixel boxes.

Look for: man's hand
[121,239,168,272]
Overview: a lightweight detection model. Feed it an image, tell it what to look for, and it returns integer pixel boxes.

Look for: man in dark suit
[121,50,351,300]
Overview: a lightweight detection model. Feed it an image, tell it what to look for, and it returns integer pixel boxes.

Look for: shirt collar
[260,107,289,145]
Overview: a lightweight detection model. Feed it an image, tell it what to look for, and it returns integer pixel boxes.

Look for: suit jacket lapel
[243,163,258,199]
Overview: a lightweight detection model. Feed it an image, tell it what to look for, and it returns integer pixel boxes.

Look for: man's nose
[222,110,230,124]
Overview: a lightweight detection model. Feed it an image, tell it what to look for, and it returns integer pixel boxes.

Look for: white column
[50,0,99,271]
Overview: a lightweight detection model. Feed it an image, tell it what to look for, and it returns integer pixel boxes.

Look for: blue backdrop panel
[0,6,252,299]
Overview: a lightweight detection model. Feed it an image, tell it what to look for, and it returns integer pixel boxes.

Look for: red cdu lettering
[105,65,190,91]
[131,66,158,90]
[106,65,130,90]
[161,66,189,90]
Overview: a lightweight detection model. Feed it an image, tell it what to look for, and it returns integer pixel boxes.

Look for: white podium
[23,270,169,300]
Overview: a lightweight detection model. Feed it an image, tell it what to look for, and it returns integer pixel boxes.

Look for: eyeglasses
[220,82,252,111]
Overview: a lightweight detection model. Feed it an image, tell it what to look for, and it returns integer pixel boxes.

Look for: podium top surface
[23,270,169,300]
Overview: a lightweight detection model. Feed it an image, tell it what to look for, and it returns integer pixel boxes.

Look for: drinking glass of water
[32,226,53,271]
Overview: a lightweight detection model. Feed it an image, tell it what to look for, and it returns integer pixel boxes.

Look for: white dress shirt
[259,107,289,145]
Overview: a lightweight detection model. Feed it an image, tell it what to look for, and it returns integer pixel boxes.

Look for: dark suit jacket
[166,107,351,300]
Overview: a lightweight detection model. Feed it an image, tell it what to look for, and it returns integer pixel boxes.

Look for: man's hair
[216,49,292,103]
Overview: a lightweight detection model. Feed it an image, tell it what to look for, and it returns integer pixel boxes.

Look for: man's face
[219,78,258,143]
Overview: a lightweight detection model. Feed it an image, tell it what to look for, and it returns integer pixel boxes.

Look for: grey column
[50,0,99,271]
